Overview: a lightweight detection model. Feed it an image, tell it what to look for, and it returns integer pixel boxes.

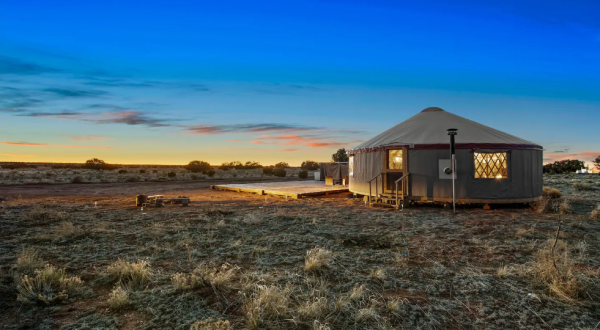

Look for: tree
[185,160,212,173]
[301,160,320,171]
[543,159,585,174]
[84,158,114,170]
[274,162,290,168]
[593,155,600,170]
[331,148,349,162]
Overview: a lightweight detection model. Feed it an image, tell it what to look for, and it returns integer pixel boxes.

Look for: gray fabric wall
[350,149,543,200]
[319,163,349,181]
[349,151,382,195]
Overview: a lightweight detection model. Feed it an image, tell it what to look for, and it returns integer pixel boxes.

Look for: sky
[1,0,599,166]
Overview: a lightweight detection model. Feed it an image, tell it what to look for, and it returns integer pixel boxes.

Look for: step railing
[394,172,410,209]
[367,172,383,206]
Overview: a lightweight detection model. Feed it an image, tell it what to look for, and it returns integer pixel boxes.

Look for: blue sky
[1,0,599,165]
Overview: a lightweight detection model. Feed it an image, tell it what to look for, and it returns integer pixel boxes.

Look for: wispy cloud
[43,88,108,98]
[3,142,114,149]
[0,56,59,75]
[0,153,33,157]
[86,111,171,127]
[187,123,321,134]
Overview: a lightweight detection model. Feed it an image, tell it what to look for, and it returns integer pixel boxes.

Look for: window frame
[349,155,354,178]
[473,151,509,180]
[385,148,405,173]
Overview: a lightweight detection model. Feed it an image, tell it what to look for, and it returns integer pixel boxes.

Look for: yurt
[348,107,543,205]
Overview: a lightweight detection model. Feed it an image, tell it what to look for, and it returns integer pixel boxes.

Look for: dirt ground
[1,174,599,330]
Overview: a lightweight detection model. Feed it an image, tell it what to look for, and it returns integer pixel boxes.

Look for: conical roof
[351,107,542,153]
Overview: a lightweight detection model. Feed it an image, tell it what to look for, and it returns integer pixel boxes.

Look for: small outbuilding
[348,107,543,205]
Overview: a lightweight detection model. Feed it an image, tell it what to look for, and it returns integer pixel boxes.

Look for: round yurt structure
[348,107,543,204]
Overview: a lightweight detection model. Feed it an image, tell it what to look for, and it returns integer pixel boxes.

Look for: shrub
[298,170,308,179]
[171,263,239,292]
[304,247,332,273]
[106,259,151,289]
[108,285,130,310]
[139,169,146,174]
[167,171,177,178]
[274,162,289,168]
[191,174,199,180]
[71,176,84,184]
[190,318,231,330]
[273,168,286,177]
[262,167,273,176]
[205,169,216,177]
[1,163,34,169]
[185,160,211,173]
[17,264,83,304]
[118,169,128,174]
[125,176,139,182]
[573,182,593,191]
[300,160,320,171]
[84,158,114,170]
[152,170,158,173]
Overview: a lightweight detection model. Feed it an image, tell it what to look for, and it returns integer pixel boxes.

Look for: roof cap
[421,107,445,112]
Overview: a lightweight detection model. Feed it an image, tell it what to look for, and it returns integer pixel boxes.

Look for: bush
[71,176,84,184]
[573,182,593,191]
[185,160,211,173]
[167,171,177,178]
[274,162,289,168]
[273,168,286,177]
[298,170,308,179]
[219,161,262,170]
[263,167,273,176]
[125,176,139,182]
[205,169,216,177]
[17,264,83,304]
[139,169,146,174]
[191,174,199,180]
[301,160,320,171]
[84,158,115,171]
[108,285,130,310]
[118,169,128,174]
[106,259,151,289]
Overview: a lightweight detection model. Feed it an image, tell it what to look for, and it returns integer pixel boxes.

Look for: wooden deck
[211,181,349,199]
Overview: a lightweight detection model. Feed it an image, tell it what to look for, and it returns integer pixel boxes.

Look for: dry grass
[108,284,130,310]
[1,173,600,329]
[14,248,44,275]
[16,264,83,304]
[105,259,151,289]
[243,284,292,329]
[591,204,600,219]
[190,318,231,330]
[573,182,594,191]
[304,247,332,273]
[526,239,598,301]
[172,263,239,293]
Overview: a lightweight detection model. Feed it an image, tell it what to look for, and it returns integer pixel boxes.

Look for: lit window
[349,156,354,177]
[388,150,402,170]
[474,152,508,179]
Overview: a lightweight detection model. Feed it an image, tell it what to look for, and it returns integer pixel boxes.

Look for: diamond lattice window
[474,152,508,179]
[388,150,403,170]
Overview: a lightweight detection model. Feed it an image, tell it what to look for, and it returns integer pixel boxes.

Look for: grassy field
[0,174,599,329]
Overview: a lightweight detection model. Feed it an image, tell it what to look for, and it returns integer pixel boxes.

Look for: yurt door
[383,148,407,194]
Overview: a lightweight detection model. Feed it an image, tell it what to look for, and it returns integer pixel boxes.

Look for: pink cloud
[544,151,600,164]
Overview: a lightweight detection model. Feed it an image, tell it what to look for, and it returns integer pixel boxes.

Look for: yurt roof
[350,107,542,153]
